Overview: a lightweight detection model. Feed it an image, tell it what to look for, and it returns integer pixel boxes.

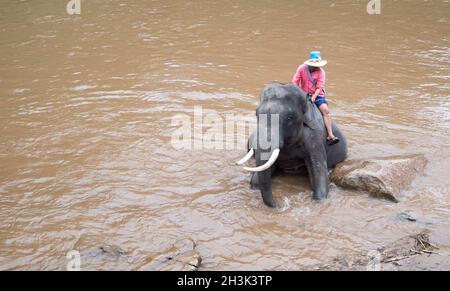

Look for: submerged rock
[80,244,132,271]
[137,238,202,271]
[331,154,428,202]
[395,212,417,223]
[310,230,447,271]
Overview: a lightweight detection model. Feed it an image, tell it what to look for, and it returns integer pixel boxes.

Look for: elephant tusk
[243,149,280,172]
[236,148,255,165]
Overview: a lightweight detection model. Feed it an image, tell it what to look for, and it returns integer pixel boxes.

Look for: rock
[395,211,435,225]
[380,231,430,260]
[98,245,128,256]
[429,230,450,246]
[80,244,132,271]
[395,212,417,223]
[137,238,202,271]
[309,230,446,271]
[331,154,428,202]
[85,245,129,259]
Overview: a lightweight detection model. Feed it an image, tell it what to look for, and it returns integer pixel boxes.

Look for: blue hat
[310,51,321,59]
[305,51,327,67]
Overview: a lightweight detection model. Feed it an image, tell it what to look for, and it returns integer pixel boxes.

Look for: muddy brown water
[0,0,449,270]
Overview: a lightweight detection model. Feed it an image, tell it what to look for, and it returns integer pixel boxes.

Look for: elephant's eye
[287,115,295,120]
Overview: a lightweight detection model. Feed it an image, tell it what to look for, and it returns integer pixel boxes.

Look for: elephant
[236,82,347,208]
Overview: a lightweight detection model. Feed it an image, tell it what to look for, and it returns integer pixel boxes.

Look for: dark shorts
[314,96,328,108]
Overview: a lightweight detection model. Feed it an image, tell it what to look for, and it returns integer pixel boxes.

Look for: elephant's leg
[305,151,329,200]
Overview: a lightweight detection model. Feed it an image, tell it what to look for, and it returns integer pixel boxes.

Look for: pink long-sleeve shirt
[292,64,326,96]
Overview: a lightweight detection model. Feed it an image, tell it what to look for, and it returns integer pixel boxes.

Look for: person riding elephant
[236,82,347,207]
[292,51,340,145]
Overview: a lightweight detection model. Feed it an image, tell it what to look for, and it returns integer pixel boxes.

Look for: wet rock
[81,244,132,271]
[310,230,445,271]
[395,211,435,225]
[381,231,431,260]
[137,238,202,271]
[429,230,450,246]
[98,245,128,256]
[331,154,428,202]
[84,245,129,260]
[391,250,450,271]
[378,231,447,271]
[395,212,417,223]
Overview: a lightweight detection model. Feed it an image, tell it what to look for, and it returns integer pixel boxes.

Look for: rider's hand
[311,95,317,103]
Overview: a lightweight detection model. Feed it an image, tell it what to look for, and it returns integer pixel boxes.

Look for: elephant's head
[237,83,311,207]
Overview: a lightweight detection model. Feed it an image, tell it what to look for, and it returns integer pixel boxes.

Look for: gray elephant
[236,83,348,207]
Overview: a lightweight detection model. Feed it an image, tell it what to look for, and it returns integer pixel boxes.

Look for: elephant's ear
[302,101,318,130]
[303,116,318,130]
[295,88,317,129]
[297,88,308,114]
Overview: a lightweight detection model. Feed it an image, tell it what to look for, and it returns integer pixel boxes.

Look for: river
[0,0,449,270]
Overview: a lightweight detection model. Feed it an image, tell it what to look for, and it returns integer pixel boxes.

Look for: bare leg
[319,104,336,139]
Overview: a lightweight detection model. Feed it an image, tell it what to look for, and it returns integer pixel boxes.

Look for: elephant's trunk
[256,148,276,208]
[251,113,281,207]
